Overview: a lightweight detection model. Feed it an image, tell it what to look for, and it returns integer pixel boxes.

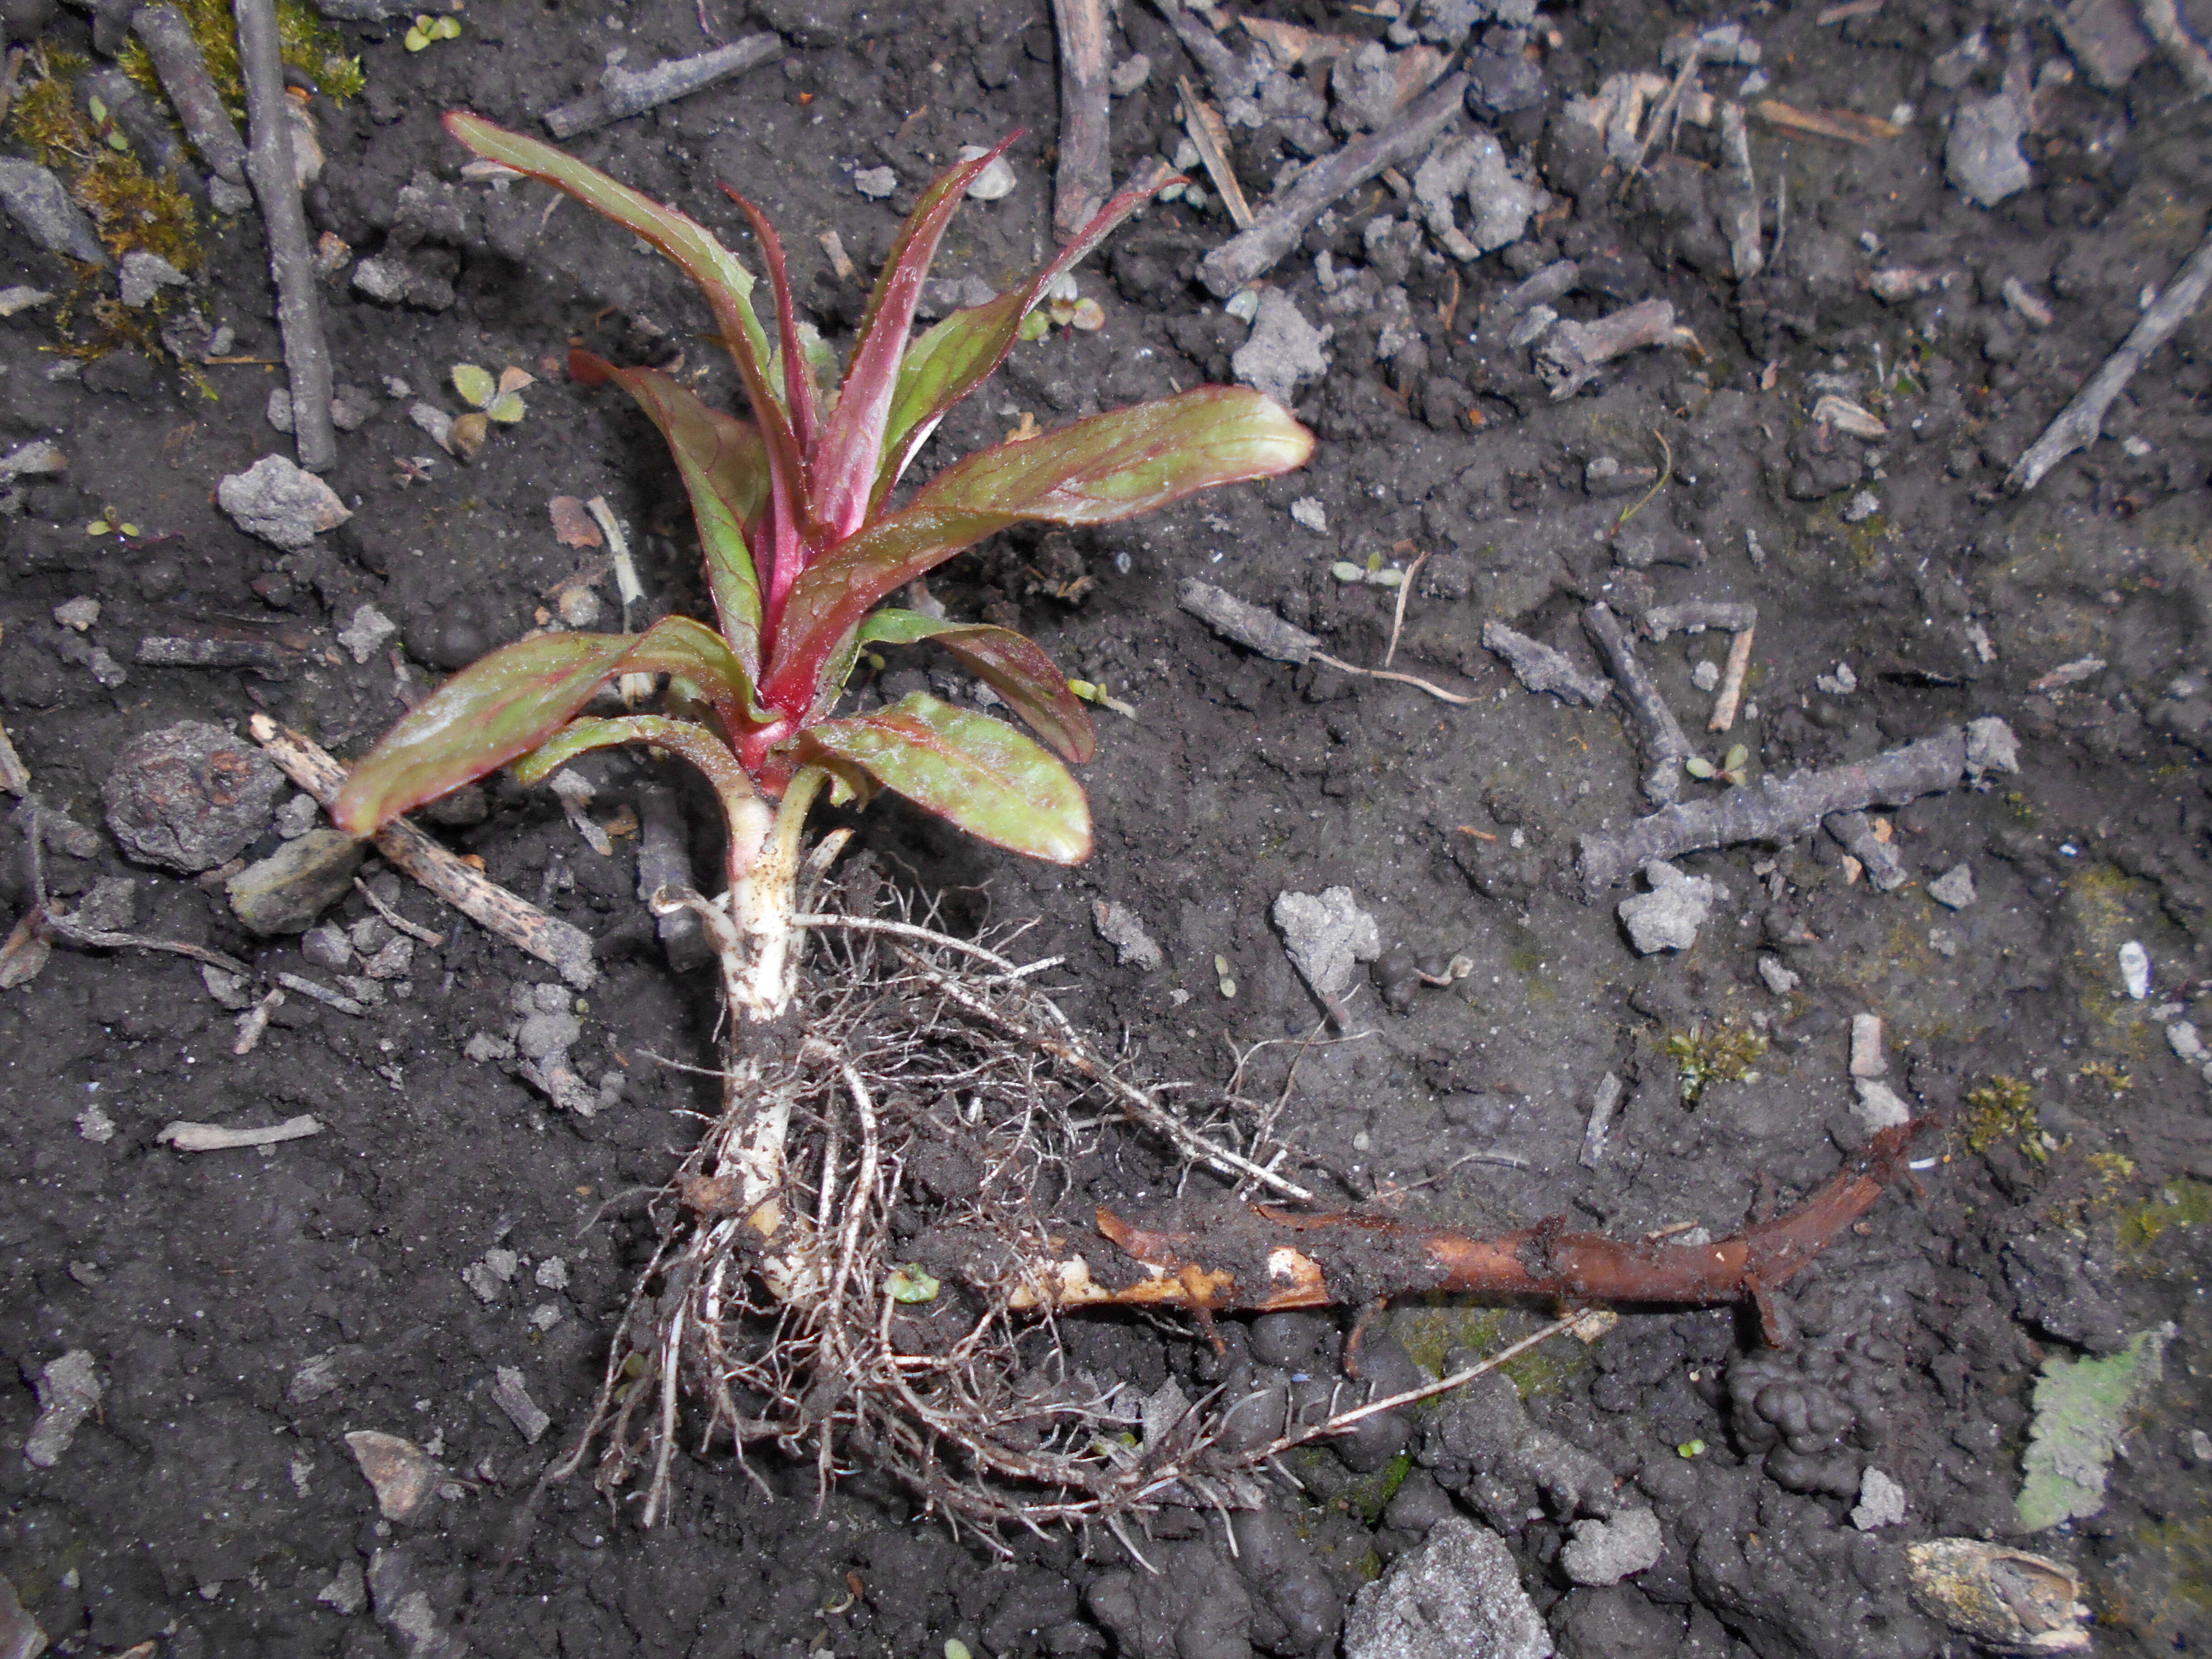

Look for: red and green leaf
[331,618,763,837]
[570,350,766,668]
[809,135,1019,540]
[858,609,1094,764]
[444,113,809,593]
[513,714,756,815]
[762,388,1315,712]
[719,186,819,456]
[805,692,1090,864]
[872,176,1162,510]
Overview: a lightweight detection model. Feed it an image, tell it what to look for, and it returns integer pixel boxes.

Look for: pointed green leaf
[332,617,763,837]
[570,349,765,670]
[763,388,1314,712]
[331,632,639,836]
[858,609,1094,763]
[451,363,496,407]
[809,135,1019,540]
[873,175,1162,507]
[807,692,1090,865]
[442,113,807,543]
[513,714,758,823]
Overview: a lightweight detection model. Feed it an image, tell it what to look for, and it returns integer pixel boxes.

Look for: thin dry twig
[235,0,335,472]
[1178,78,1254,230]
[1052,0,1113,239]
[2007,222,2212,492]
[1382,550,1429,669]
[353,876,446,947]
[250,716,596,987]
[1709,624,1755,731]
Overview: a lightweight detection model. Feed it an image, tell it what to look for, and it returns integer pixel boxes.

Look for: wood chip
[1752,99,1902,144]
[1178,77,1255,229]
[158,1113,322,1150]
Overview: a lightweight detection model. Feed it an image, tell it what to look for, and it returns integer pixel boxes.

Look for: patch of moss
[1666,1022,1768,1108]
[2118,1178,2212,1256]
[1961,1075,2038,1156]
[9,49,203,272]
[1388,1302,1589,1399]
[118,0,363,110]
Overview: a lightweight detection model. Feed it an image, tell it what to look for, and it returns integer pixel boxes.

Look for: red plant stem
[1094,1124,1917,1321]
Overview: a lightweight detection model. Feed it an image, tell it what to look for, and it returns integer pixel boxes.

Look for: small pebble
[1928,863,1976,909]
[2119,941,2151,1001]
[1757,955,1800,995]
[274,793,321,839]
[1691,659,1721,692]
[1290,497,1328,533]
[853,165,899,199]
[52,597,99,631]
[301,923,353,971]
[1849,1013,1886,1078]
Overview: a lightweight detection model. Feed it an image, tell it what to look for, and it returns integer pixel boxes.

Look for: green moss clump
[8,51,203,272]
[2118,1178,2212,1256]
[118,0,363,109]
[1962,1075,2038,1156]
[1666,1023,1768,1108]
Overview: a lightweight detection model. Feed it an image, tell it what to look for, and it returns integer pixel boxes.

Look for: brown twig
[542,34,781,141]
[133,5,247,184]
[1177,78,1254,230]
[1575,720,2018,897]
[1382,550,1428,669]
[2006,222,2212,492]
[1584,601,1693,805]
[1086,1124,1919,1343]
[248,715,598,987]
[1052,0,1113,240]
[1709,624,1755,731]
[235,0,336,472]
[0,717,27,796]
[1198,72,1467,296]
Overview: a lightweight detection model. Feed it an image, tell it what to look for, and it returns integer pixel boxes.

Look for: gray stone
[1560,1507,1663,1585]
[338,603,399,663]
[463,1032,515,1063]
[1332,40,1406,132]
[1947,94,2032,208]
[1965,716,2021,780]
[853,165,898,199]
[534,1256,569,1289]
[227,830,368,934]
[1232,289,1331,407]
[1617,861,1717,954]
[1345,1517,1553,1659]
[103,721,284,873]
[71,876,137,933]
[955,144,1016,201]
[367,1544,468,1659]
[515,1008,582,1061]
[1928,863,1977,909]
[24,1349,101,1468]
[218,454,352,550]
[275,792,322,839]
[1851,1467,1908,1530]
[532,981,572,1013]
[490,1366,550,1443]
[317,1561,369,1615]
[1854,1078,1914,1132]
[1273,886,1381,1004]
[1092,900,1164,971]
[363,937,414,980]
[0,1566,46,1659]
[0,159,106,264]
[117,250,188,308]
[2057,0,2153,89]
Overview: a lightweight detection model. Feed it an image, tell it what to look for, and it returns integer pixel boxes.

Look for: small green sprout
[404,12,461,50]
[1666,1022,1768,1107]
[885,1264,940,1303]
[1677,1438,1707,1458]
[84,508,142,538]
[1328,557,1405,588]
[945,1641,974,1659]
[446,363,532,460]
[1067,678,1136,717]
[1685,743,1751,786]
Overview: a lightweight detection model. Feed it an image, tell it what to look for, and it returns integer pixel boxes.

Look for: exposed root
[548,872,1917,1542]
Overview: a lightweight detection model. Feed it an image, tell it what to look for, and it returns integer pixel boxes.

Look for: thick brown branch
[1076,1124,1917,1322]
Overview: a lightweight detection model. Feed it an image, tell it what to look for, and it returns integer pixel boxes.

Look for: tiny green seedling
[447,363,532,460]
[404,12,461,50]
[1685,743,1751,787]
[885,1264,941,1303]
[84,508,142,538]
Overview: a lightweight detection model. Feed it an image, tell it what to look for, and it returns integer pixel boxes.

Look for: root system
[550,869,1916,1541]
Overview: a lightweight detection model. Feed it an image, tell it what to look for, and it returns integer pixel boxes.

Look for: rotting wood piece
[249,716,598,988]
[1055,1124,1918,1344]
[1051,0,1113,240]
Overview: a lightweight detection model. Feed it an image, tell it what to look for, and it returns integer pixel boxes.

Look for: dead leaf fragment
[549,496,603,549]
[1752,99,1902,144]
[345,1429,442,1523]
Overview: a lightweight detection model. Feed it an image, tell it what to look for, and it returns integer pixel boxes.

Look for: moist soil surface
[4,0,2212,1655]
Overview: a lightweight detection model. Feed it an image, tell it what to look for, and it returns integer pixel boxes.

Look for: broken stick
[249,716,598,988]
[1574,718,2020,898]
[543,34,781,142]
[1584,602,1692,805]
[236,0,335,474]
[1198,71,1467,297]
[2006,221,2212,493]
[1052,0,1113,241]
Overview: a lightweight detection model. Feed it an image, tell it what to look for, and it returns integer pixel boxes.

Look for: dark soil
[4,0,2212,1655]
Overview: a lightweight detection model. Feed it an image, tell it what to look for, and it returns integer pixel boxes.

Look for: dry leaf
[549,496,603,549]
[449,411,490,462]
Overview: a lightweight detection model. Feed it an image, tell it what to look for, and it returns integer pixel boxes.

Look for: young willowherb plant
[331,114,1314,1027]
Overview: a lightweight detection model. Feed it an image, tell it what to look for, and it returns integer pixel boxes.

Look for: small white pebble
[2119,940,2151,1001]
